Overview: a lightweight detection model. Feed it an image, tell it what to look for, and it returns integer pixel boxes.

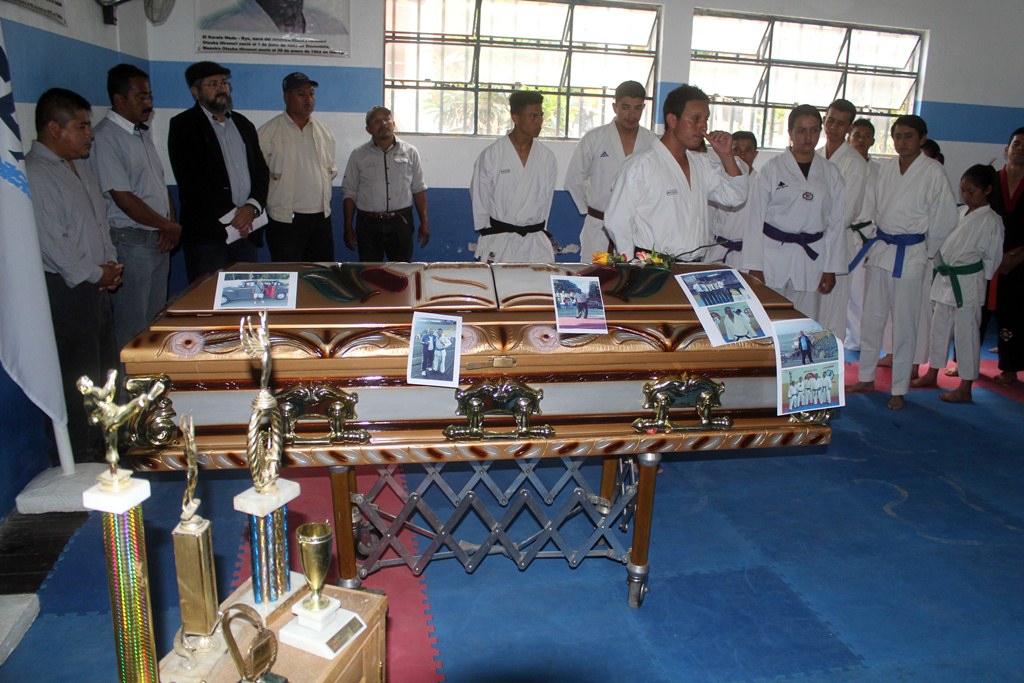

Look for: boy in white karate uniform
[847,115,958,410]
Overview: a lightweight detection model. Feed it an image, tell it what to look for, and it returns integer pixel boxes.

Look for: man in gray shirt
[26,88,122,463]
[89,64,180,349]
[341,106,429,262]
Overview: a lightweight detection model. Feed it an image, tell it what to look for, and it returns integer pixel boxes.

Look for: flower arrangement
[633,249,677,269]
[591,251,629,265]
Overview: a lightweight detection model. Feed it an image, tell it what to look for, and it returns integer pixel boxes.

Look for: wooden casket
[121,262,832,606]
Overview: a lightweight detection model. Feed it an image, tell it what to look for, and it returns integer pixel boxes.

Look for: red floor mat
[232,467,444,683]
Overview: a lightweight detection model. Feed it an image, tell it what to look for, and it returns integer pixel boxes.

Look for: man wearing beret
[168,61,270,282]
[257,72,337,262]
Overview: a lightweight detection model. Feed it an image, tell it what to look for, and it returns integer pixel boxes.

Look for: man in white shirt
[818,99,870,341]
[604,84,747,262]
[564,80,657,260]
[847,115,958,409]
[258,72,337,262]
[471,90,557,263]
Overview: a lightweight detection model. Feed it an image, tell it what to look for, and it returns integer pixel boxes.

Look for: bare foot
[887,395,905,410]
[909,372,938,388]
[992,372,1019,386]
[943,365,959,377]
[877,354,893,367]
[939,388,972,403]
[847,381,875,393]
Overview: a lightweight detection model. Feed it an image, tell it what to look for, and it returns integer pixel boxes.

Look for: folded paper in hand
[221,207,269,244]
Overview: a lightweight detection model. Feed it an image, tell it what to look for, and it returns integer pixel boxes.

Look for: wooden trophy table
[161,578,387,683]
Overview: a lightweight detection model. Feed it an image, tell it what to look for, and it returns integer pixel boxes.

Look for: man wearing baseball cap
[257,72,337,262]
[168,61,269,282]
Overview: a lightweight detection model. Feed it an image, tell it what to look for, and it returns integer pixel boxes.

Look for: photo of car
[220,280,289,304]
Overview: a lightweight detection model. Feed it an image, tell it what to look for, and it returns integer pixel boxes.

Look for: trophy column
[78,370,165,683]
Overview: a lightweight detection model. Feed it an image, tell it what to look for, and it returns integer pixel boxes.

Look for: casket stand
[120,262,831,607]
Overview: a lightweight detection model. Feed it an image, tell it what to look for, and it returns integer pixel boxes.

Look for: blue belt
[714,235,743,259]
[848,227,926,278]
[762,223,824,260]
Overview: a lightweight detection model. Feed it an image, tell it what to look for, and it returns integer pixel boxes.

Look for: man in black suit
[168,61,269,283]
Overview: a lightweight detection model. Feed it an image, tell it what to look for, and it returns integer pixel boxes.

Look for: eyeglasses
[200,78,231,90]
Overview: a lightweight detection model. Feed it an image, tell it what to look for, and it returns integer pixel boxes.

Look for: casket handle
[443,377,554,441]
[632,373,733,433]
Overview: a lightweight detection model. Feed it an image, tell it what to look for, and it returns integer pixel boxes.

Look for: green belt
[933,260,984,308]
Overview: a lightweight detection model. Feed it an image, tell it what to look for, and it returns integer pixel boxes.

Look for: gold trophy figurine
[78,369,165,489]
[241,310,283,494]
[280,522,367,659]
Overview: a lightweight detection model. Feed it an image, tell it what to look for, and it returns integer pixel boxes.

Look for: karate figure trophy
[280,522,366,658]
[79,369,165,683]
[163,414,228,681]
[235,312,300,607]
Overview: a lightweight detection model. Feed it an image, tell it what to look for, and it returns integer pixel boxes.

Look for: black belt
[848,220,872,245]
[714,235,743,254]
[587,207,605,220]
[479,217,546,237]
[359,208,409,220]
[762,222,824,260]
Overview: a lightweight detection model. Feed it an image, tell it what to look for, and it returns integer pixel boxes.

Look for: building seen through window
[384,0,660,138]
[690,9,924,154]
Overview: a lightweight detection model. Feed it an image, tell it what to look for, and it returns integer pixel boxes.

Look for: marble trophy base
[279,594,366,660]
[233,478,301,517]
[159,630,230,683]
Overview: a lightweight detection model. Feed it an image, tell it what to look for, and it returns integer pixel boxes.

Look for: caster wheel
[627,578,648,608]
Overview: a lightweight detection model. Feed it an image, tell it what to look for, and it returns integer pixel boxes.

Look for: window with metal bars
[384,0,661,138]
[690,9,924,154]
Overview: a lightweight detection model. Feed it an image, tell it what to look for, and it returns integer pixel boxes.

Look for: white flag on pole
[0,25,67,425]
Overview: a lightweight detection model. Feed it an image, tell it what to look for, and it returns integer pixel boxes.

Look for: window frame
[384,0,662,139]
[690,8,924,153]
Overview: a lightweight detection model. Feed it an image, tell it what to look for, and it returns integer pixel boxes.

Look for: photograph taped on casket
[550,275,607,334]
[772,318,845,416]
[675,268,772,347]
[407,311,462,389]
[213,271,298,311]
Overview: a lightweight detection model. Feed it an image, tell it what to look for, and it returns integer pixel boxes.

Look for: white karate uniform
[857,154,958,395]
[471,135,557,263]
[706,166,757,268]
[744,152,847,321]
[846,158,881,350]
[788,380,800,410]
[819,143,869,338]
[604,142,748,261]
[564,122,657,259]
[928,205,1003,380]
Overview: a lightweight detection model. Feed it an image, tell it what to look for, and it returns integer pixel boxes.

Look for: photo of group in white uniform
[773,318,845,415]
[676,268,772,346]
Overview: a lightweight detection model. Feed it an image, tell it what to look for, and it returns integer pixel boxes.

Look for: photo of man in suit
[168,61,269,283]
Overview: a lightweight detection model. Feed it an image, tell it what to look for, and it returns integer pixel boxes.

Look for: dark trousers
[44,272,118,464]
[183,236,259,283]
[267,212,335,262]
[356,208,414,262]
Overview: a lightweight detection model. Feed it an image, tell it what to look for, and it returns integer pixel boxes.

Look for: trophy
[78,369,165,682]
[234,312,300,607]
[221,604,287,683]
[279,522,366,659]
[162,414,229,681]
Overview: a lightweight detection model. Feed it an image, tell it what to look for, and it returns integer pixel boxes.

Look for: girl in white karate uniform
[912,165,1003,402]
